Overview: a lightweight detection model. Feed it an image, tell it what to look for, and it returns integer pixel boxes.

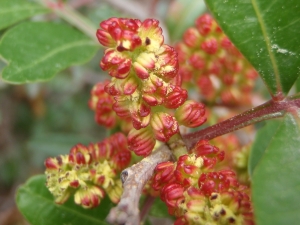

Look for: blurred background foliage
[0,0,208,224]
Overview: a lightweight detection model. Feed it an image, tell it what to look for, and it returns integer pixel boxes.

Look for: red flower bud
[45,157,60,170]
[164,86,188,109]
[161,183,185,208]
[152,161,177,191]
[69,144,91,164]
[154,45,179,81]
[201,38,218,54]
[175,100,206,128]
[151,113,179,142]
[131,102,151,130]
[195,14,214,36]
[100,50,131,79]
[74,186,105,208]
[183,28,200,47]
[189,53,206,70]
[127,128,156,156]
[175,154,203,187]
[112,96,131,118]
[139,19,164,51]
[198,170,238,196]
[192,140,225,169]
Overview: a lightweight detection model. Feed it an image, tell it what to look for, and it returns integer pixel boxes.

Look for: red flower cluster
[176,14,258,105]
[89,80,117,128]
[45,133,131,208]
[151,140,254,225]
[89,80,132,132]
[96,18,207,156]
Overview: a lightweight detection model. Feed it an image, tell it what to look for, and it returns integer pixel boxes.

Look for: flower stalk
[184,95,300,150]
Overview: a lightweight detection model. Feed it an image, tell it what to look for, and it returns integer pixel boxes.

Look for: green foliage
[248,119,282,177]
[149,197,172,218]
[16,175,111,225]
[1,1,299,225]
[0,0,49,30]
[252,113,300,225]
[205,0,300,95]
[0,22,98,83]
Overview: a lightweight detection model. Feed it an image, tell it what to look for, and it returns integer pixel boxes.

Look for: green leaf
[0,22,98,84]
[0,0,49,30]
[16,175,111,225]
[248,119,282,177]
[205,0,300,95]
[149,197,172,218]
[252,113,300,225]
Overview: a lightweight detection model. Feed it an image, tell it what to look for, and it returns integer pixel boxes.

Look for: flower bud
[69,144,91,164]
[139,18,163,51]
[74,185,105,208]
[161,183,185,208]
[152,161,177,191]
[100,50,131,79]
[175,100,206,128]
[195,14,215,36]
[198,170,238,196]
[154,45,179,81]
[192,140,225,169]
[127,127,156,156]
[151,113,179,142]
[175,154,204,187]
[164,86,188,109]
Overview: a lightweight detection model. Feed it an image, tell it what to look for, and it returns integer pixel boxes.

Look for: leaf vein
[20,186,106,224]
[11,40,95,76]
[251,0,282,93]
[0,6,46,14]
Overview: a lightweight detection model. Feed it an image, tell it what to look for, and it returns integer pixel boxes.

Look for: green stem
[167,133,188,159]
[35,0,99,44]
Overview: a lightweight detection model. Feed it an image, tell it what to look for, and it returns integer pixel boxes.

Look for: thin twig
[35,0,99,44]
[183,96,300,150]
[106,144,172,225]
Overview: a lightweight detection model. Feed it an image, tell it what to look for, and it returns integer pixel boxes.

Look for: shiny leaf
[16,175,111,225]
[252,113,300,225]
[0,22,98,83]
[205,0,300,95]
[0,0,49,30]
[248,119,282,177]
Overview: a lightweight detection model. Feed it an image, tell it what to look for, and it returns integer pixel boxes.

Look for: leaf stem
[183,96,300,149]
[36,0,99,44]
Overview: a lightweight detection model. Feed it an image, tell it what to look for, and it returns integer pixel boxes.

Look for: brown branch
[183,95,300,150]
[106,144,172,225]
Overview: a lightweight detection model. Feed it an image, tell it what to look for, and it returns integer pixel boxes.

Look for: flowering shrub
[1,1,299,225]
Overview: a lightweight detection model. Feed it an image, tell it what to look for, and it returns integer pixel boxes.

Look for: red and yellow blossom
[45,133,131,208]
[150,139,254,225]
[176,14,258,105]
[96,17,207,156]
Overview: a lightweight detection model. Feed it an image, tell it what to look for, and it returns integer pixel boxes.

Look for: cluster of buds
[151,140,254,225]
[176,14,258,105]
[210,132,252,185]
[44,133,131,208]
[96,17,207,156]
[89,80,132,133]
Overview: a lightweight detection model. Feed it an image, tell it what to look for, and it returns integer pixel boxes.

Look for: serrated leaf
[248,119,282,177]
[252,113,300,225]
[16,175,111,225]
[0,0,49,30]
[0,22,98,83]
[205,0,300,95]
